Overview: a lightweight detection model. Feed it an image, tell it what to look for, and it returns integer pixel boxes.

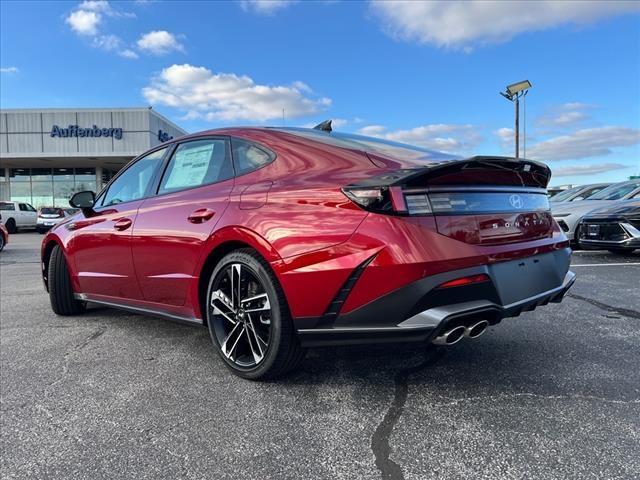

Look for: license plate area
[488,250,570,305]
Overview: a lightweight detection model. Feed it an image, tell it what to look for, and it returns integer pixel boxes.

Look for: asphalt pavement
[1,233,639,480]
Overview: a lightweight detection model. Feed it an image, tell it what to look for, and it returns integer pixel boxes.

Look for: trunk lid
[347,156,554,245]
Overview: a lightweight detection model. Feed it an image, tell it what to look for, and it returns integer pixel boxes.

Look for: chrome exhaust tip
[432,325,466,346]
[465,320,489,339]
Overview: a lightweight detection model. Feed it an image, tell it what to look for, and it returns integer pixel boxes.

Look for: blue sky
[1,0,639,185]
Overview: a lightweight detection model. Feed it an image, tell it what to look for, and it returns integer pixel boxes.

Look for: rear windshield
[271,127,457,166]
[40,208,62,214]
[589,182,640,200]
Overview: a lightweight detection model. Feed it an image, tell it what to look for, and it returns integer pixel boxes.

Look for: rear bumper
[579,239,640,250]
[297,248,575,347]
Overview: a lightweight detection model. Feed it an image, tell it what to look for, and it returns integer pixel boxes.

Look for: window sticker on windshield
[164,143,213,189]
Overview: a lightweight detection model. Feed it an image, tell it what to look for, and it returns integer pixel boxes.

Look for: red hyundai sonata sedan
[42,123,575,379]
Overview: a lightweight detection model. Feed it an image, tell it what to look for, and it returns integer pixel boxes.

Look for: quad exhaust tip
[432,320,489,345]
[465,320,489,339]
[432,325,466,346]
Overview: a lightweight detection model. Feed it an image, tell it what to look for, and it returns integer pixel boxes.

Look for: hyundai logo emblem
[509,194,524,209]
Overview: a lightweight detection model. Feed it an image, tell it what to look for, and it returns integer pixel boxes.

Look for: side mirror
[69,191,96,211]
[572,196,584,201]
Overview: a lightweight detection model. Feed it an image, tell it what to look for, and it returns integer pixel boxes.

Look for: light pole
[500,80,532,159]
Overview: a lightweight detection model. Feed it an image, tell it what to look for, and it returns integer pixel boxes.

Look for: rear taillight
[343,185,549,217]
[342,186,435,215]
[436,274,490,289]
[404,193,432,215]
[342,187,394,214]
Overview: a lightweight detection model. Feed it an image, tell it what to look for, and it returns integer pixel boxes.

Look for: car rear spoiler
[353,156,551,190]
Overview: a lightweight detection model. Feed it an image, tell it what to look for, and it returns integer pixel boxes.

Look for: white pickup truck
[0,201,38,233]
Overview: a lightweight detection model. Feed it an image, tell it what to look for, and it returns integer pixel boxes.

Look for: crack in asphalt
[568,293,640,320]
[371,348,445,480]
[48,327,107,387]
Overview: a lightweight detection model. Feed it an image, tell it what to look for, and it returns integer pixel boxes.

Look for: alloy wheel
[209,263,272,368]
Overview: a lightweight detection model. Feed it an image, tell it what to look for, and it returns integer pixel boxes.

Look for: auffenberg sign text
[50,125,123,140]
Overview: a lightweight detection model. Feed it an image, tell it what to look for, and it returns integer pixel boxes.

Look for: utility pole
[514,95,519,159]
[500,80,532,159]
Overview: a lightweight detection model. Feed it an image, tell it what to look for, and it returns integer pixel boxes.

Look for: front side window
[102,147,168,206]
[158,139,232,194]
[231,139,274,175]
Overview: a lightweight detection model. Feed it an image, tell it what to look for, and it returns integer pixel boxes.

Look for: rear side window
[231,139,275,175]
[158,138,232,194]
[0,203,15,211]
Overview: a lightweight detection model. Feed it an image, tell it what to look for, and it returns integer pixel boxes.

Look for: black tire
[48,245,86,316]
[0,233,5,252]
[206,248,305,380]
[5,218,17,234]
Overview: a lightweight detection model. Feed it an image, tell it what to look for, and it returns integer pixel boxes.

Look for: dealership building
[0,108,187,208]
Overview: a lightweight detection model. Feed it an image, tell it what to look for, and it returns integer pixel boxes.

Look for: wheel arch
[194,226,282,324]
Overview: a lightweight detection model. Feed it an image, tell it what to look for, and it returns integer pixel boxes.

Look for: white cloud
[0,66,19,74]
[358,123,482,152]
[370,0,640,50]
[137,31,185,55]
[142,64,331,122]
[77,0,135,17]
[527,126,640,161]
[91,34,122,51]
[494,127,514,141]
[552,163,631,177]
[65,1,136,58]
[118,49,139,59]
[240,0,296,15]
[537,102,595,129]
[358,125,387,136]
[66,9,101,35]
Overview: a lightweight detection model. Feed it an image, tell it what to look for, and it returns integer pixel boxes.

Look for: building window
[74,167,96,194]
[8,167,97,208]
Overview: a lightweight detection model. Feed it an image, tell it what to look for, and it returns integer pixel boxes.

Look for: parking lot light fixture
[506,80,532,97]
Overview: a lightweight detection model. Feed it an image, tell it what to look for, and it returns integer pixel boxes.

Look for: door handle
[113,218,133,231]
[188,208,216,224]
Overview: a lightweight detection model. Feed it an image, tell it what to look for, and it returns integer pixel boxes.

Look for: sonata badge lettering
[51,125,123,140]
[490,213,549,230]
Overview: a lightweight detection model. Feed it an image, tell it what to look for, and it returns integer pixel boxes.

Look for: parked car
[0,201,38,233]
[0,217,8,252]
[550,183,610,203]
[547,185,575,197]
[36,207,70,234]
[552,180,640,244]
[42,125,575,379]
[577,199,640,254]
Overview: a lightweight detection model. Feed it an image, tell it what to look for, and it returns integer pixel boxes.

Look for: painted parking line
[571,263,640,267]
